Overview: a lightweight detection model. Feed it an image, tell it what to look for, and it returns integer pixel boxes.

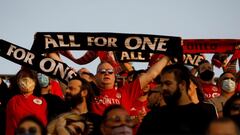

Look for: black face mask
[163,87,181,106]
[65,93,83,109]
[199,70,214,81]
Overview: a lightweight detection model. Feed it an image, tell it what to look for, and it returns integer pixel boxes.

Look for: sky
[0,0,239,76]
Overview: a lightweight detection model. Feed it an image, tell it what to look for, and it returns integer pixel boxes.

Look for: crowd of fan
[0,52,239,135]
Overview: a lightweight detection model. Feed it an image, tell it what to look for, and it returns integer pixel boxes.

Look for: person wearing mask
[209,72,237,117]
[101,104,135,135]
[197,60,221,99]
[37,73,68,121]
[6,68,47,135]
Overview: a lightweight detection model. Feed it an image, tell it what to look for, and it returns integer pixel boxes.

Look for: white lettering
[54,63,70,79]
[141,37,159,50]
[184,54,195,65]
[6,45,35,65]
[95,37,107,46]
[108,37,117,47]
[23,52,35,65]
[121,51,130,60]
[45,35,58,49]
[69,35,80,47]
[156,38,169,51]
[93,96,120,105]
[64,70,77,82]
[125,37,142,50]
[58,35,69,47]
[13,48,25,60]
[87,36,117,47]
[6,45,16,56]
[87,37,94,46]
[40,58,56,72]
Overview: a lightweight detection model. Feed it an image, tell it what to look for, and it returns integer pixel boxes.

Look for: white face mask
[18,77,36,93]
[222,79,236,92]
[111,125,133,135]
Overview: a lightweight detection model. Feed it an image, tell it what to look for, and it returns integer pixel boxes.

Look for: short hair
[102,104,125,122]
[161,63,191,91]
[69,76,95,111]
[69,76,91,92]
[219,71,236,80]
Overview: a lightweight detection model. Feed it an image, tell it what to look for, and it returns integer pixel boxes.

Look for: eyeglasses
[15,127,37,135]
[105,115,135,128]
[98,69,114,75]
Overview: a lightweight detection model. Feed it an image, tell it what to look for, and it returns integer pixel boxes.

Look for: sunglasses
[15,127,37,135]
[98,69,114,74]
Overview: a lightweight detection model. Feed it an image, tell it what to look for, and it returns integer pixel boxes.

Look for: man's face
[219,73,236,86]
[96,63,115,89]
[160,72,181,106]
[65,80,83,108]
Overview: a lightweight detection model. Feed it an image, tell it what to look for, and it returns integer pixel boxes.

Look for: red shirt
[91,78,142,115]
[235,82,240,93]
[50,80,64,99]
[201,83,221,100]
[6,94,47,135]
[130,99,149,135]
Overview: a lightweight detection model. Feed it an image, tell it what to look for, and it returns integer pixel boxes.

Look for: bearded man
[47,77,101,135]
[137,64,217,135]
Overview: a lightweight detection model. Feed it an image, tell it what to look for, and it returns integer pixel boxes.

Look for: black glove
[165,38,183,63]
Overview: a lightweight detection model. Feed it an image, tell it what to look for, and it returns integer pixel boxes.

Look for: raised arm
[139,55,170,90]
[139,38,183,89]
